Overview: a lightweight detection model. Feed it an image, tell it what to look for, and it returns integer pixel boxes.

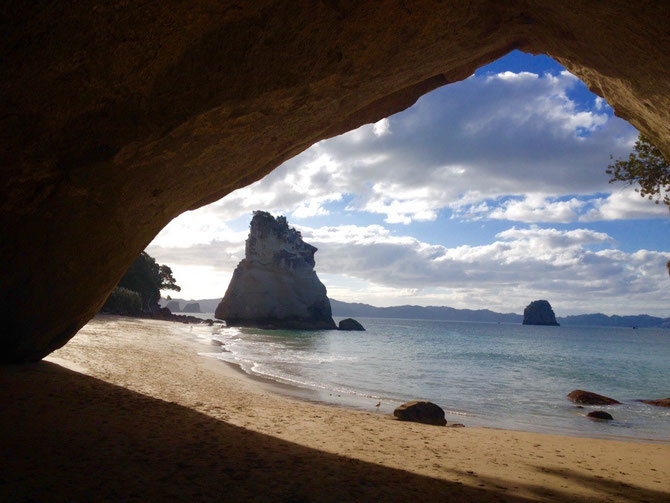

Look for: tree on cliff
[116,252,180,311]
[607,134,670,208]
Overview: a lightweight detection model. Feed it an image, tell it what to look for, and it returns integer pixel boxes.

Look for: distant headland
[160,296,670,329]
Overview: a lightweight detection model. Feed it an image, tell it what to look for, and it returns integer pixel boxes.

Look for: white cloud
[485,194,586,223]
[150,208,248,248]
[372,118,391,137]
[152,69,640,242]
[304,224,669,315]
[580,188,669,221]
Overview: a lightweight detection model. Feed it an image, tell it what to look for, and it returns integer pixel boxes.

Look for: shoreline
[200,317,670,444]
[216,354,670,445]
[4,315,669,501]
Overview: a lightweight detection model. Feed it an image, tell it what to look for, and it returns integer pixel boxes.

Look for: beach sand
[2,316,669,502]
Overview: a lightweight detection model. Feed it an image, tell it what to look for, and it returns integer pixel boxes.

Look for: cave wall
[1,1,669,361]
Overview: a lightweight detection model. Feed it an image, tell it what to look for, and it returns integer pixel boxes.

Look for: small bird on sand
[375,401,381,408]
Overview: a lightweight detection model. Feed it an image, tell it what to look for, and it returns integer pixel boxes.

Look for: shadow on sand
[1,362,668,502]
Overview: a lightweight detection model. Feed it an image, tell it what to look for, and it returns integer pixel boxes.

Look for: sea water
[195,315,670,441]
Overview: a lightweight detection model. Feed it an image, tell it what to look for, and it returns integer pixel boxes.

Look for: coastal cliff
[215,212,336,329]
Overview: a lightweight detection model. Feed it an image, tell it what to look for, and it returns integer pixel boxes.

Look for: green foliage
[606,134,670,208]
[117,252,180,311]
[102,287,142,316]
[159,264,180,292]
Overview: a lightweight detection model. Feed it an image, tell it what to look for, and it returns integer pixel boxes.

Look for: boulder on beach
[338,318,365,331]
[215,211,336,330]
[640,398,670,408]
[523,300,559,326]
[393,401,447,426]
[567,389,621,406]
[587,410,613,420]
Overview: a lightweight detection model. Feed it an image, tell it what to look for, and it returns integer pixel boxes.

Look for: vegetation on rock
[101,287,142,316]
[607,134,670,208]
[103,252,180,314]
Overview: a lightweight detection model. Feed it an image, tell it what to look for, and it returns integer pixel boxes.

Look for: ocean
[192,315,670,441]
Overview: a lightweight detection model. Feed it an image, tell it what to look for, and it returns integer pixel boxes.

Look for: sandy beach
[2,315,669,502]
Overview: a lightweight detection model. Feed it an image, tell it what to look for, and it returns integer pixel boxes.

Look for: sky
[148,51,670,316]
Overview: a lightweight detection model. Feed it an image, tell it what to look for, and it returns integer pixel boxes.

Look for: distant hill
[160,297,669,328]
[329,299,523,323]
[559,313,670,329]
[159,298,221,313]
[329,299,670,328]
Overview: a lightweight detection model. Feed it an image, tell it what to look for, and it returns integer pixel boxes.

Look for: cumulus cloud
[580,188,669,221]
[372,118,391,137]
[152,69,641,234]
[305,224,669,315]
[484,194,587,223]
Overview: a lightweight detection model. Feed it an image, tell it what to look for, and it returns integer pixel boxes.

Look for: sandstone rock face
[393,401,447,426]
[523,300,559,326]
[641,398,670,408]
[338,318,365,331]
[215,212,336,330]
[2,2,670,361]
[182,303,201,314]
[587,410,613,420]
[567,390,621,406]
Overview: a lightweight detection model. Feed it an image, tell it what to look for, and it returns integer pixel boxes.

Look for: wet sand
[1,315,669,502]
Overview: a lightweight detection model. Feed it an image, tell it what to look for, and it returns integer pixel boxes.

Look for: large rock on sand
[215,212,336,330]
[393,401,447,426]
[567,389,621,406]
[523,300,559,326]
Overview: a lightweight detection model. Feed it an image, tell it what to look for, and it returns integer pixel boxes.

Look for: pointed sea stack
[215,211,337,330]
[523,300,559,326]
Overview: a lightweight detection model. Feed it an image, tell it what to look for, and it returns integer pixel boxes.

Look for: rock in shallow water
[182,302,201,313]
[640,398,670,408]
[215,211,336,330]
[338,318,365,331]
[587,410,614,420]
[393,401,447,426]
[567,389,621,405]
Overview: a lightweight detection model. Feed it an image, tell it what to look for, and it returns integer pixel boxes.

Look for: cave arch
[1,1,669,362]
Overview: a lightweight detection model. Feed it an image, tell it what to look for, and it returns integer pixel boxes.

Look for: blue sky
[148,51,670,316]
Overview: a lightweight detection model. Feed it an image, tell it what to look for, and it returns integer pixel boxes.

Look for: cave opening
[1,2,669,363]
[147,51,668,323]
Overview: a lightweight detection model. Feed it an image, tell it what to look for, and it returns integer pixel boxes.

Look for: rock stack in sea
[522,300,559,326]
[182,302,201,313]
[165,300,181,313]
[338,318,365,331]
[215,211,337,330]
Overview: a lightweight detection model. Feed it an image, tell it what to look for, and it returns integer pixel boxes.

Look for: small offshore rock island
[523,300,560,326]
[216,211,337,329]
